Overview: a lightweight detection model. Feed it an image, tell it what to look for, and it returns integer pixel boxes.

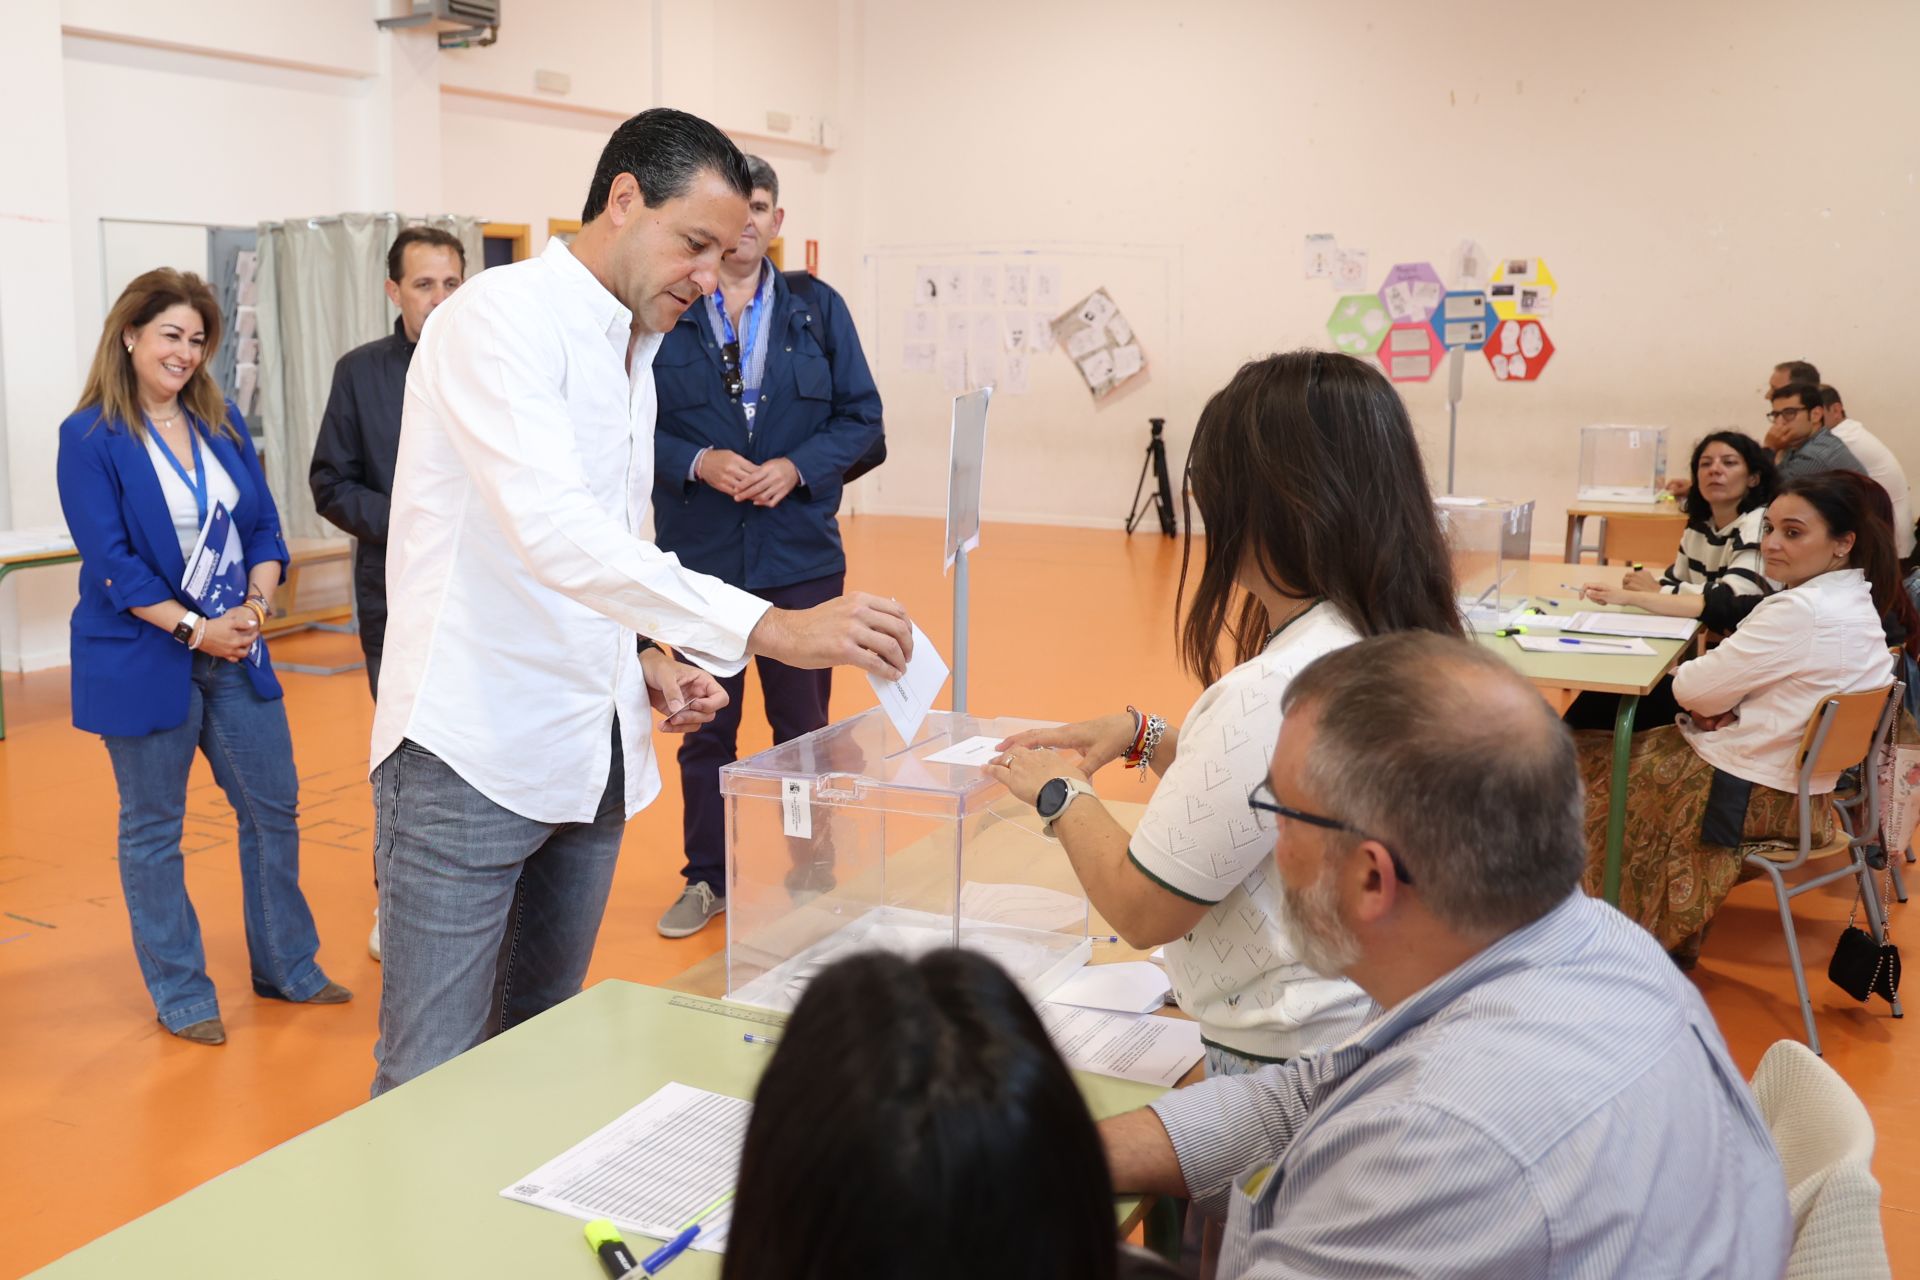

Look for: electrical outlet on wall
[764,109,793,134]
[533,68,570,94]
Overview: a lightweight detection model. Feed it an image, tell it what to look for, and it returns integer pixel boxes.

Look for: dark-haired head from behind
[581,107,752,223]
[1178,350,1464,686]
[1682,430,1776,530]
[721,950,1119,1280]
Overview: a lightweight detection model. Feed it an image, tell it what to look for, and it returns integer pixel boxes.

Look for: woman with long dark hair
[1580,430,1777,631]
[721,950,1150,1280]
[1576,470,1906,965]
[986,350,1461,1077]
[56,268,348,1045]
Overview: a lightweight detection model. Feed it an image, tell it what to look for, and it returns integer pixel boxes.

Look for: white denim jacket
[1672,568,1893,793]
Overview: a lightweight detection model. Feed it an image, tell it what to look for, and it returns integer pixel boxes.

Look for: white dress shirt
[1828,417,1914,558]
[371,238,772,823]
[1672,568,1892,793]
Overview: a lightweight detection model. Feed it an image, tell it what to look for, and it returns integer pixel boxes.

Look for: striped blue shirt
[1150,893,1791,1278]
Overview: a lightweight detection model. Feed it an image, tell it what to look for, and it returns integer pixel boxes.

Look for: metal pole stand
[953,547,969,715]
[1445,347,1465,495]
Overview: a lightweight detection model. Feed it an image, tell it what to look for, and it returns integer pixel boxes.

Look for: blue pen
[1092,934,1122,943]
[743,1033,779,1046]
[640,1225,701,1274]
[1555,637,1636,651]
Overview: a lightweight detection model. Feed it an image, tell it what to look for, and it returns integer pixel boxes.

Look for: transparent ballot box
[1436,495,1536,625]
[721,708,1093,1012]
[1578,425,1668,502]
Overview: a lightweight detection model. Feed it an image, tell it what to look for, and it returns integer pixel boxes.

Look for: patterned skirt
[1574,726,1832,952]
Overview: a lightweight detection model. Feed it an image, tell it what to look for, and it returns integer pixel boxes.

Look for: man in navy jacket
[651,155,883,936]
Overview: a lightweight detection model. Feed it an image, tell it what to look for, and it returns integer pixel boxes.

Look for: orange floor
[1,514,1914,1276]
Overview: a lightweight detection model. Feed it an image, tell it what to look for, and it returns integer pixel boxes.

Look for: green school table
[27,979,1174,1278]
[1478,560,1700,904]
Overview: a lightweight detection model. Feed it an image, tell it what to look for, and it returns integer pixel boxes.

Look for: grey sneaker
[658,882,726,938]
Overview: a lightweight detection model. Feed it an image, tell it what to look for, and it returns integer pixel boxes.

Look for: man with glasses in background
[1768,380,1865,485]
[648,154,884,938]
[1100,632,1791,1277]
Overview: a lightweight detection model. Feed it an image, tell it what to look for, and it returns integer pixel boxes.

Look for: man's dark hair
[1774,359,1821,384]
[744,154,779,206]
[1818,383,1845,413]
[387,226,466,283]
[1683,430,1776,529]
[722,950,1119,1280]
[1770,380,1822,412]
[581,108,752,222]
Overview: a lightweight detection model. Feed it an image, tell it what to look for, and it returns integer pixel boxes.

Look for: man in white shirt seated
[367,109,915,1096]
[1820,383,1913,559]
[1101,632,1791,1278]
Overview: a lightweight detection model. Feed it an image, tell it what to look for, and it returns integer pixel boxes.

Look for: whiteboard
[854,244,1178,528]
[100,219,210,313]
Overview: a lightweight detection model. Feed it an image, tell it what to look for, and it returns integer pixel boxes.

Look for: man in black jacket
[309,225,464,962]
[309,225,466,699]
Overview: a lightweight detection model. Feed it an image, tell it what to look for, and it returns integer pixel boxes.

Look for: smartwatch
[1036,776,1096,837]
[171,612,203,645]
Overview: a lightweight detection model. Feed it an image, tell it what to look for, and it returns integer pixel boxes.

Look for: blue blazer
[55,401,290,737]
[651,272,882,590]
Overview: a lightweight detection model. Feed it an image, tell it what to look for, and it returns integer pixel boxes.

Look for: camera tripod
[1124,417,1178,538]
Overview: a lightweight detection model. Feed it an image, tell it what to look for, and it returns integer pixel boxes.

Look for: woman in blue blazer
[55,268,348,1045]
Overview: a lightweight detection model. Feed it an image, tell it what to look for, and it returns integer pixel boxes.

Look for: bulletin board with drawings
[852,246,1178,527]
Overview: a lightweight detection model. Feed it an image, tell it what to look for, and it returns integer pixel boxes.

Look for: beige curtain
[254,213,485,539]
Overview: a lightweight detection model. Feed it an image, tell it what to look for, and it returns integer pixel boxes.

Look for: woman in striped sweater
[1580,431,1776,631]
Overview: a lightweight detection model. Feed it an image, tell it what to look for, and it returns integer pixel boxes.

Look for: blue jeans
[370,723,627,1096]
[101,654,328,1031]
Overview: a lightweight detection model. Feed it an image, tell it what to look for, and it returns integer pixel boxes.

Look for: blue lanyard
[150,416,209,529]
[714,271,768,412]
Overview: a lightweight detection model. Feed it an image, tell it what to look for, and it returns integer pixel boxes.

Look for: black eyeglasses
[720,340,744,401]
[1248,779,1414,885]
[1764,406,1807,424]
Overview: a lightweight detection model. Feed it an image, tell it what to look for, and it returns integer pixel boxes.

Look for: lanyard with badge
[714,271,769,437]
[149,414,210,529]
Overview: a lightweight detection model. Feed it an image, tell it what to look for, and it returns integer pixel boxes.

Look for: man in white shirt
[1820,384,1913,559]
[368,109,914,1095]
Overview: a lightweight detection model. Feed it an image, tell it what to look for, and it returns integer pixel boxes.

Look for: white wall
[848,0,1920,534]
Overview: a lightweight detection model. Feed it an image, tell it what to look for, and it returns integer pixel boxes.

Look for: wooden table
[26,980,1173,1279]
[0,528,80,740]
[1478,561,1699,903]
[1562,499,1688,565]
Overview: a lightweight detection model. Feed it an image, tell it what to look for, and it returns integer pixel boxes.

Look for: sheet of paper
[940,265,968,305]
[1110,343,1143,380]
[1027,312,1054,352]
[1003,350,1031,395]
[868,622,950,741]
[1451,238,1489,287]
[938,348,967,392]
[1333,249,1368,291]
[923,734,1005,766]
[901,342,936,373]
[957,881,1088,931]
[1045,962,1171,1015]
[904,308,936,341]
[944,311,970,349]
[1564,611,1697,640]
[500,1083,747,1253]
[969,311,1000,364]
[1001,312,1031,351]
[1512,634,1656,656]
[1076,290,1117,328]
[1078,349,1114,387]
[1303,233,1337,278]
[972,264,998,305]
[945,387,990,569]
[1037,1004,1203,1087]
[913,266,942,305]
[1002,263,1030,307]
[235,305,257,339]
[1034,264,1063,313]
[1106,313,1133,346]
[1065,325,1105,359]
[967,347,1001,389]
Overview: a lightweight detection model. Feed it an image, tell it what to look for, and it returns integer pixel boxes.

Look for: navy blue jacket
[652,271,881,589]
[55,402,290,736]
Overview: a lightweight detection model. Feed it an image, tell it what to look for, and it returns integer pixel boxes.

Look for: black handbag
[1828,873,1901,1003]
[782,271,886,484]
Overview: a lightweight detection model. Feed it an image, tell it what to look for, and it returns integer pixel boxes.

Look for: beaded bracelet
[1135,713,1169,776]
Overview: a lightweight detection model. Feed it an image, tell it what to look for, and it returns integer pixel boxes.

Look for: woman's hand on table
[996,712,1138,775]
[983,746,1091,808]
[1620,568,1660,592]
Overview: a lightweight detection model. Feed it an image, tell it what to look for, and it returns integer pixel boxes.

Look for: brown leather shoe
[302,981,353,1005]
[173,1017,227,1045]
